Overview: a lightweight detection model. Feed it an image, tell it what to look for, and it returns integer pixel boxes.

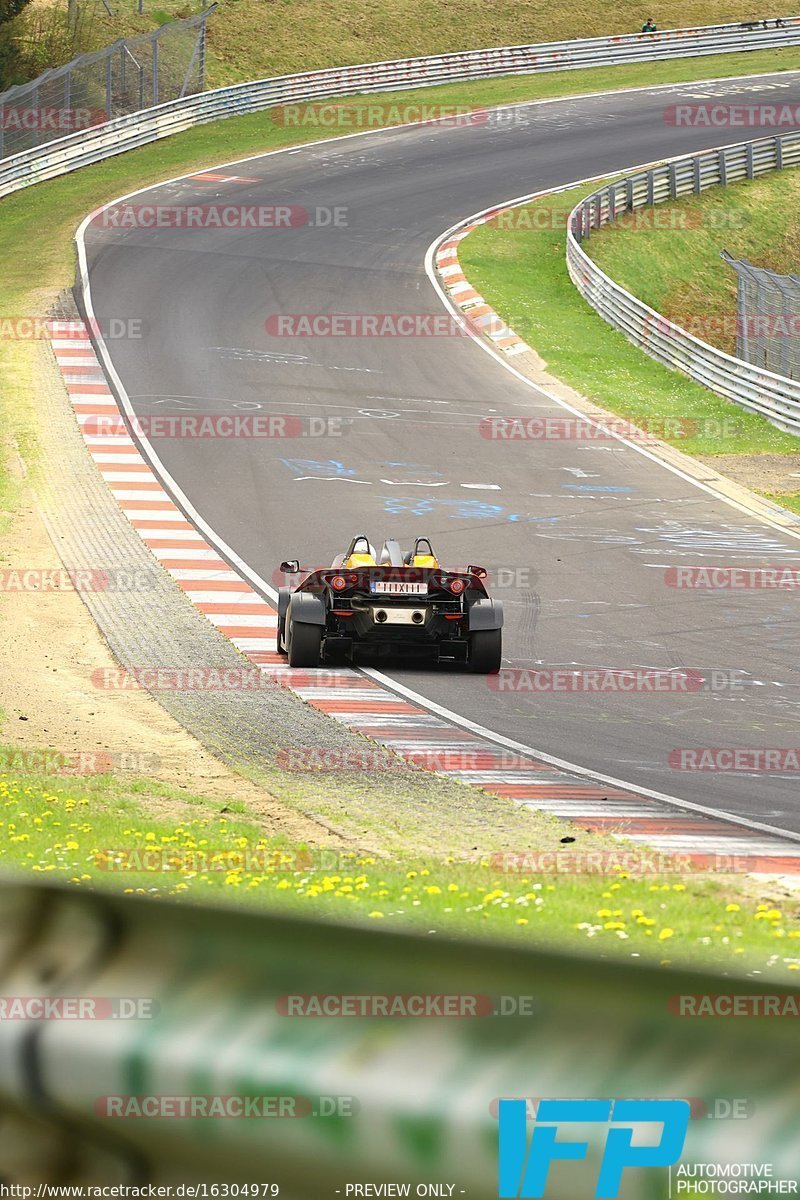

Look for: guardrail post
[106,54,113,121]
[583,200,592,241]
[1,21,799,206]
[31,84,39,147]
[607,184,616,223]
[199,13,209,91]
[718,147,728,186]
[567,130,800,433]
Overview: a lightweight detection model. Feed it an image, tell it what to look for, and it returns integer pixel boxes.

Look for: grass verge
[2,60,799,948]
[3,769,800,978]
[458,179,800,468]
[3,50,798,481]
[26,0,799,88]
[586,167,800,359]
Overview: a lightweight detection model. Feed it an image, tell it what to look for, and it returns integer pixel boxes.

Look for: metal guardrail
[2,25,800,1187]
[2,878,800,1188]
[567,133,800,434]
[1,18,800,200]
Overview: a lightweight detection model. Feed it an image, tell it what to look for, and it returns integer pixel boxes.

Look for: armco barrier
[567,132,800,434]
[1,878,800,1188]
[1,19,800,201]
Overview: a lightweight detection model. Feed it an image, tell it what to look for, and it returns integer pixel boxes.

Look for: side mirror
[280,560,300,573]
[468,565,488,579]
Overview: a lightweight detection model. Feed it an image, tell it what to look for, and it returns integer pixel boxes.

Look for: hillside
[12,0,800,89]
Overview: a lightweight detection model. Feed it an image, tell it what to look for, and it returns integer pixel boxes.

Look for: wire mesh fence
[722,251,800,382]
[0,5,215,158]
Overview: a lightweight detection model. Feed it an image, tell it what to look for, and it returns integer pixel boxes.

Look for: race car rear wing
[287,565,491,599]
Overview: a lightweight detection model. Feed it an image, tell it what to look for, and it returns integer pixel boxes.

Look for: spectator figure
[776,17,787,26]
[641,17,657,32]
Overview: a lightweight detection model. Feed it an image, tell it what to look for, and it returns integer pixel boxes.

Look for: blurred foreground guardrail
[567,132,800,434]
[1,879,799,1191]
[1,18,799,197]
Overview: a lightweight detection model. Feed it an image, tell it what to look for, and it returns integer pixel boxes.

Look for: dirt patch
[698,453,800,497]
[0,461,333,845]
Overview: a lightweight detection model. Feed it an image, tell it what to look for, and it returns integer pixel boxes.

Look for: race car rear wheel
[276,613,287,655]
[469,628,502,674]
[287,619,322,668]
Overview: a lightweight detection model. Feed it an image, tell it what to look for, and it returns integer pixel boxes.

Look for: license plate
[370,581,427,595]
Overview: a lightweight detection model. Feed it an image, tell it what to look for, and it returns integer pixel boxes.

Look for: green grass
[3,770,800,978]
[78,0,800,88]
[587,167,800,358]
[767,492,800,513]
[3,61,800,954]
[459,181,800,460]
[1,51,798,482]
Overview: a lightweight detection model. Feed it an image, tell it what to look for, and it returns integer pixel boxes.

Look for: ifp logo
[498,1098,690,1197]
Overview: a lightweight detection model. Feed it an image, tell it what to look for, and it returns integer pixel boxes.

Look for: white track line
[73,71,800,848]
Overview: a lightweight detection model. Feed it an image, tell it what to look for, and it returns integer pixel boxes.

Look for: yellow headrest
[412,554,438,568]
[345,552,376,567]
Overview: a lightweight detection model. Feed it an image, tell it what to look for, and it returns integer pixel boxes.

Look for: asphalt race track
[80,70,800,831]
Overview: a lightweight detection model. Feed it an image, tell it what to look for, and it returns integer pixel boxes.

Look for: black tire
[287,619,323,668]
[276,613,287,655]
[469,628,502,674]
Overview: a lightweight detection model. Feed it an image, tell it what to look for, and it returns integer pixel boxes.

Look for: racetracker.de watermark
[1,316,144,340]
[95,1094,359,1118]
[93,846,371,873]
[487,1097,754,1120]
[272,101,489,128]
[276,747,539,773]
[0,750,160,776]
[95,203,348,229]
[645,312,800,341]
[669,748,800,772]
[265,313,469,337]
[487,850,779,875]
[0,568,155,592]
[479,416,742,441]
[271,564,534,588]
[275,993,536,1017]
[0,996,157,1020]
[487,668,746,694]
[91,668,288,691]
[82,414,348,439]
[1,105,105,131]
[665,566,800,589]
[670,994,800,1017]
[664,102,800,128]
[484,206,747,231]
